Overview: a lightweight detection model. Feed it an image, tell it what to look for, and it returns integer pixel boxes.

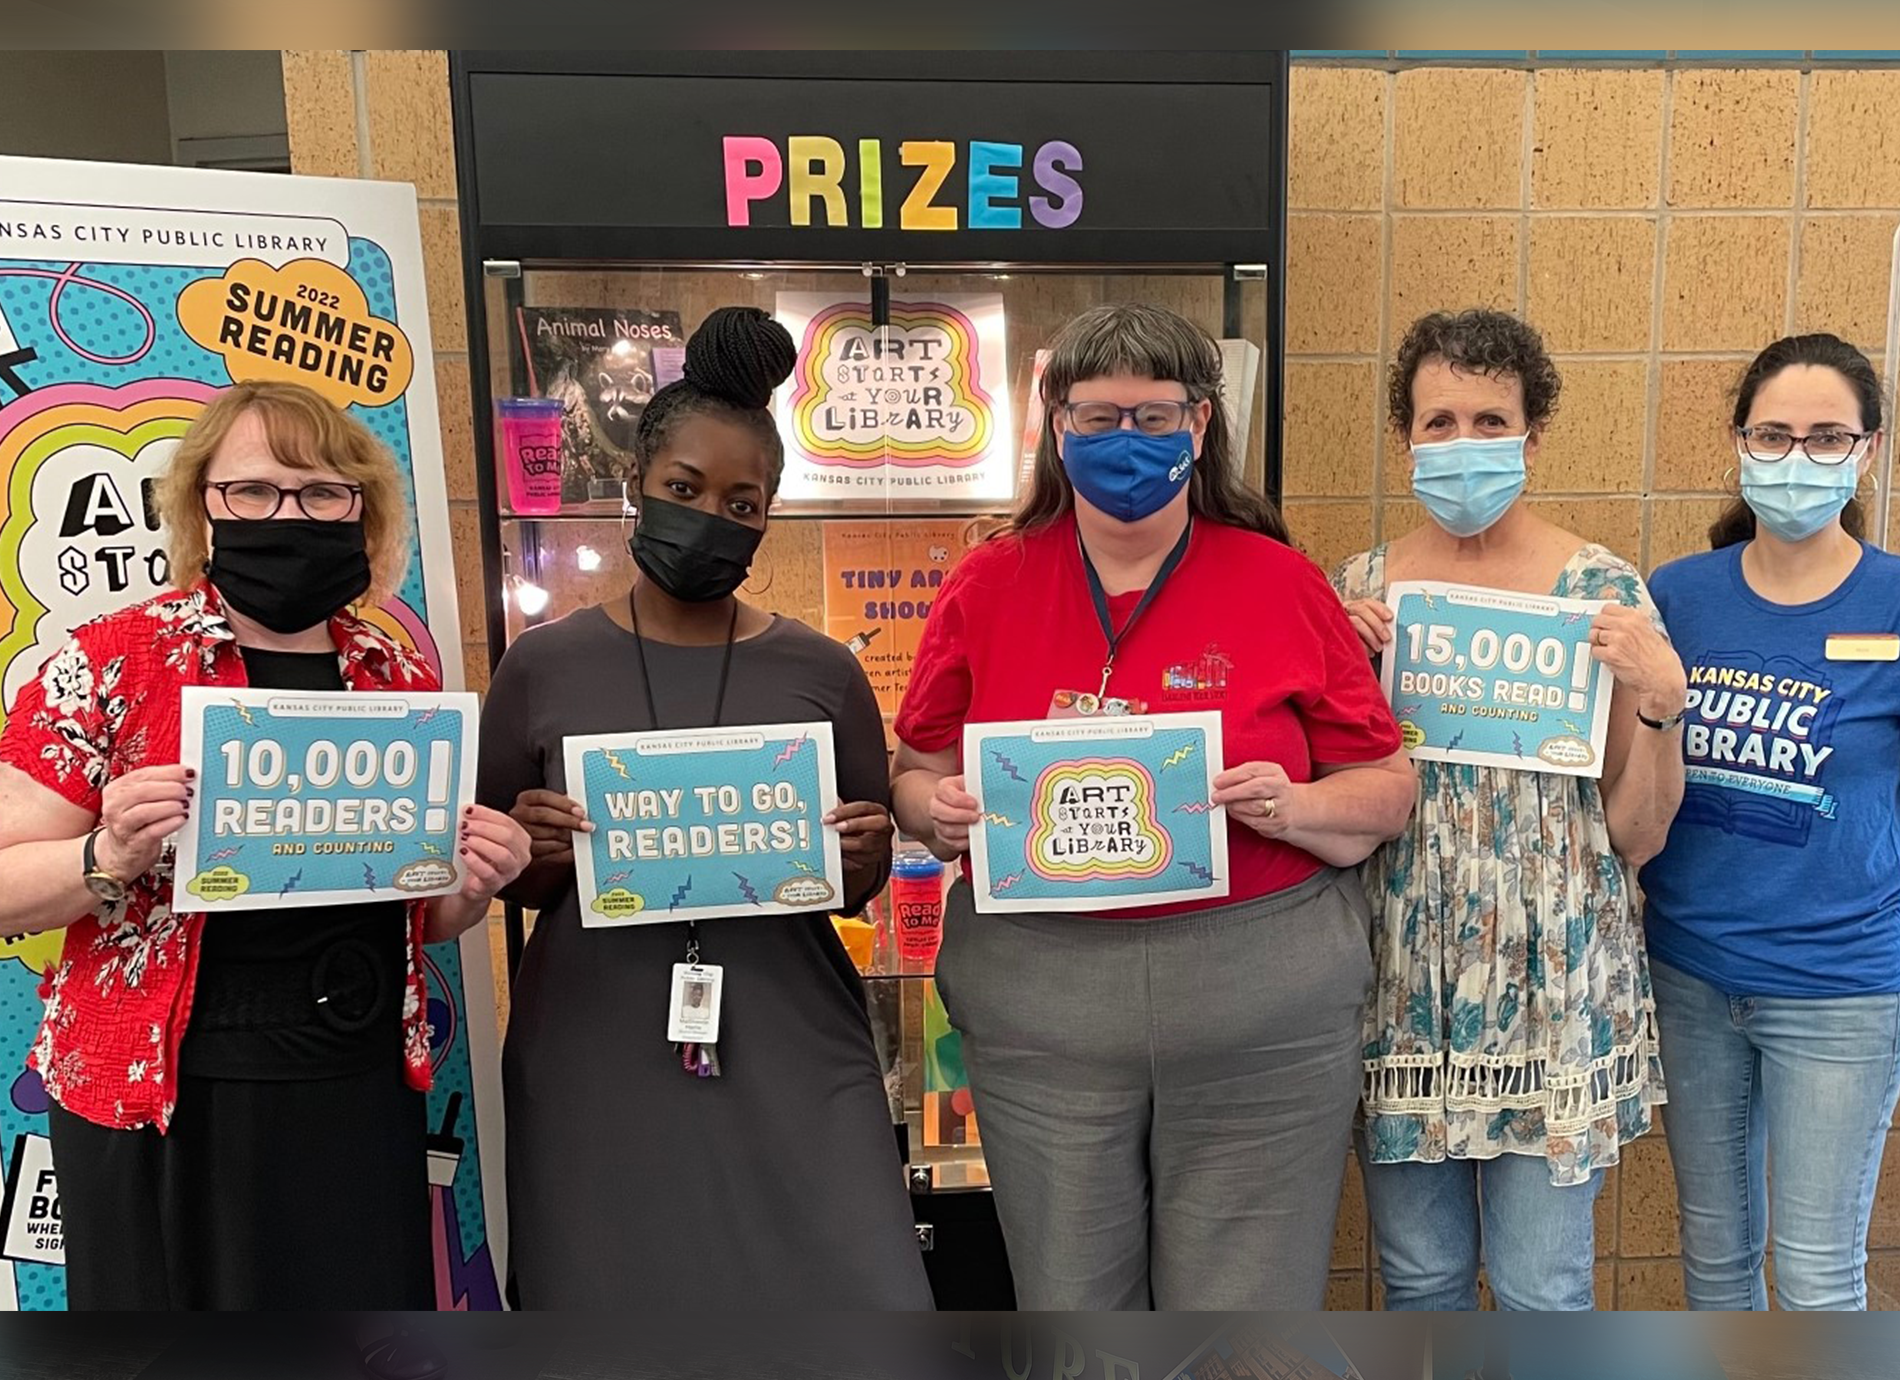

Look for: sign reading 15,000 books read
[0,156,506,1311]
[775,291,1014,504]
[1381,581,1615,778]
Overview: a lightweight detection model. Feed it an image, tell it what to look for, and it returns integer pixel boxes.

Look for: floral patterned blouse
[1331,543,1667,1186]
[0,584,439,1133]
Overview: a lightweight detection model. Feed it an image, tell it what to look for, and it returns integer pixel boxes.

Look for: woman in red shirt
[891,303,1416,1309]
[0,381,530,1310]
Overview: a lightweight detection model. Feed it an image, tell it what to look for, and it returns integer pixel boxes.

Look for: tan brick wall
[281,50,515,1006]
[285,51,1900,1309]
[1290,60,1900,1310]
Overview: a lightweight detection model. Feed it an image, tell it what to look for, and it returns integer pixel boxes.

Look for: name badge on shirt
[1825,633,1900,662]
[667,962,723,1044]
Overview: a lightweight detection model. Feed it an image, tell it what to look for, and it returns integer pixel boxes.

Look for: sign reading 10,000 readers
[172,688,478,910]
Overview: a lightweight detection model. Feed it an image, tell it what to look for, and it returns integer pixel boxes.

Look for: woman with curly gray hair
[1331,308,1687,1311]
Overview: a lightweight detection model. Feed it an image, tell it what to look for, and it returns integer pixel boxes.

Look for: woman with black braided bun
[477,308,932,1308]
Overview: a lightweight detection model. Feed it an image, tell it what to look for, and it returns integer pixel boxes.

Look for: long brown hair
[1710,333,1881,549]
[1006,303,1289,542]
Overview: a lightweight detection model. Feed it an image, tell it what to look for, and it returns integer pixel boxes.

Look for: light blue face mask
[1410,434,1528,538]
[1741,454,1863,542]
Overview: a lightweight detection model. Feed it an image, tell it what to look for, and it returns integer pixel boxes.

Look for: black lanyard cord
[1077,518,1193,697]
[626,586,738,955]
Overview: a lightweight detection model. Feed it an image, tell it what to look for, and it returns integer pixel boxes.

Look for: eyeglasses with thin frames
[1060,400,1199,437]
[1734,426,1873,465]
[202,480,364,521]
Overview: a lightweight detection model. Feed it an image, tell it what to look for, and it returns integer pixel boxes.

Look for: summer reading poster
[0,155,504,1310]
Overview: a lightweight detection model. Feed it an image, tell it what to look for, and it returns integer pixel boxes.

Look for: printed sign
[1382,581,1613,777]
[964,712,1227,913]
[172,689,477,911]
[0,1135,60,1268]
[565,722,845,926]
[775,291,1014,505]
[822,519,983,714]
[0,156,505,1310]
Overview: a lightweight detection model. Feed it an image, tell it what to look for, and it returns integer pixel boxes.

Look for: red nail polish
[460,847,469,856]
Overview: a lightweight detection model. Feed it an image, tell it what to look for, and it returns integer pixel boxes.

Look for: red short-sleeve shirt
[895,514,1401,914]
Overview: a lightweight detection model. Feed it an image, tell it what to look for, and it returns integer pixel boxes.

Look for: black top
[178,647,407,1081]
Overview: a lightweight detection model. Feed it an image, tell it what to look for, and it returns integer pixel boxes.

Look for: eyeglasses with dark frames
[1735,426,1873,465]
[202,480,364,521]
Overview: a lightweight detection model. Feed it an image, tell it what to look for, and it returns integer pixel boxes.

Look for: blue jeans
[1650,957,1900,1310]
[1360,1140,1603,1310]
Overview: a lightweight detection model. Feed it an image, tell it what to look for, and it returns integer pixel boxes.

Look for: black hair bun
[682,306,796,410]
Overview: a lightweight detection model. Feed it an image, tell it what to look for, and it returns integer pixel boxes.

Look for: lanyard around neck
[626,587,738,732]
[1076,518,1192,698]
[626,588,737,957]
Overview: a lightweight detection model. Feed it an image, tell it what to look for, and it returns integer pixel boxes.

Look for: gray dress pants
[934,868,1373,1310]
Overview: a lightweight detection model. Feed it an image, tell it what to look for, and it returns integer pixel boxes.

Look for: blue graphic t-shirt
[1641,541,1900,996]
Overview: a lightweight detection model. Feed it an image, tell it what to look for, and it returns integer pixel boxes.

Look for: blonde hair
[156,381,410,602]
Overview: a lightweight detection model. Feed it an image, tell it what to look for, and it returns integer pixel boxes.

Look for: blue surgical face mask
[1410,434,1528,538]
[1740,453,1862,542]
[1061,428,1195,524]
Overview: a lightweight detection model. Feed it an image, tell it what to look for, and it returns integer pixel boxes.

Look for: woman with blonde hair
[0,379,530,1309]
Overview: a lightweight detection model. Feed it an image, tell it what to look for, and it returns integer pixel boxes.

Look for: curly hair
[1388,309,1562,436]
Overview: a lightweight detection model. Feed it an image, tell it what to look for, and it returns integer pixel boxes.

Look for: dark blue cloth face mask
[1060,429,1196,523]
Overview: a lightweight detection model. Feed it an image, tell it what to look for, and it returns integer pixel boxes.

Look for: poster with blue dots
[0,156,506,1310]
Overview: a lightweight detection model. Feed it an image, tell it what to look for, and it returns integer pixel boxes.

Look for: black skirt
[48,1061,431,1310]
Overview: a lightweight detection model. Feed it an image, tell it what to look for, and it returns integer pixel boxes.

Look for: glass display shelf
[481,256,1272,1201]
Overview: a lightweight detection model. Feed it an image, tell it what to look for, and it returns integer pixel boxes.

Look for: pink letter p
[723,137,783,227]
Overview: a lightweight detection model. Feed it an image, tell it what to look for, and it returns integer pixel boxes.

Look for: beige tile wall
[1288,60,1900,1311]
[287,50,1900,1310]
[1283,63,1900,589]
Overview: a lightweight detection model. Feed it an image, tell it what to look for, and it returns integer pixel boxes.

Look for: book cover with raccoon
[514,306,685,503]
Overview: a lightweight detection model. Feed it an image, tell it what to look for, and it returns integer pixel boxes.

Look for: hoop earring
[743,551,774,596]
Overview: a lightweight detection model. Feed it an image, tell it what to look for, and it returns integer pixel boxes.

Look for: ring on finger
[1256,798,1276,819]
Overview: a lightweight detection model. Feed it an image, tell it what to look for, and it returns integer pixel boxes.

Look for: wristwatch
[82,828,128,904]
[1637,707,1685,732]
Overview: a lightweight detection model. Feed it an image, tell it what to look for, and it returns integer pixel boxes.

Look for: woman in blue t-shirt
[1642,333,1900,1311]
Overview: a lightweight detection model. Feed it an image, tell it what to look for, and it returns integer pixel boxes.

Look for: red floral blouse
[0,583,440,1132]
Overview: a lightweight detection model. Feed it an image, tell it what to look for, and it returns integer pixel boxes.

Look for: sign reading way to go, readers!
[564,721,845,926]
[172,688,478,910]
[1381,580,1614,778]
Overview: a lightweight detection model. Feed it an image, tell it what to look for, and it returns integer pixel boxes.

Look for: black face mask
[206,519,373,634]
[628,495,763,603]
